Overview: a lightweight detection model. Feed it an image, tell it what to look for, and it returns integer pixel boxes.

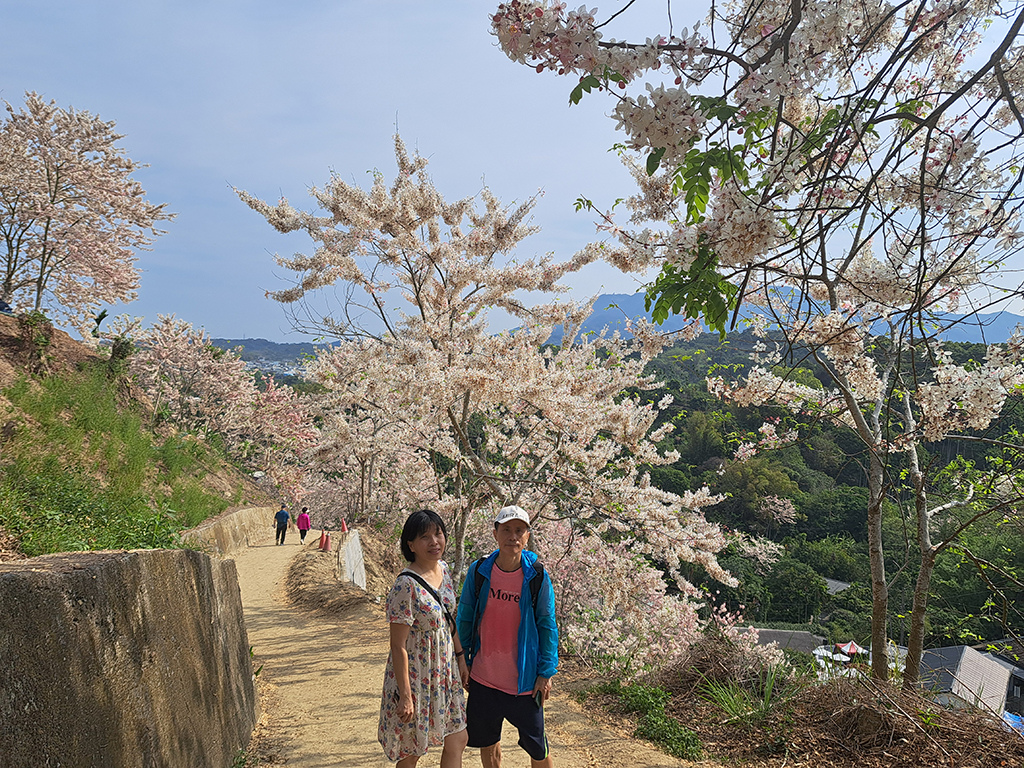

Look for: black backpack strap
[401,570,456,632]
[529,560,545,612]
[472,557,486,598]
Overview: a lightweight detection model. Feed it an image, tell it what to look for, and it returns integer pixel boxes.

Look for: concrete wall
[336,530,367,589]
[0,548,257,768]
[181,504,277,555]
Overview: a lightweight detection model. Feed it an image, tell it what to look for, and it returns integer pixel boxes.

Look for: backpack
[472,556,545,612]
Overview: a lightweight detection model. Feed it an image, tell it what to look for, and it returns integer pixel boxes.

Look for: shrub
[612,682,703,760]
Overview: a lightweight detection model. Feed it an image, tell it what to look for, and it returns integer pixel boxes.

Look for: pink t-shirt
[470,564,523,695]
[296,513,311,530]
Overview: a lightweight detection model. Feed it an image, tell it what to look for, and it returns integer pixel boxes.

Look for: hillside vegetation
[0,314,272,561]
[635,331,1024,650]
[214,326,1024,651]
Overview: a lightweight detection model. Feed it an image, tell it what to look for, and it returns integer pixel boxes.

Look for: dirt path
[232,536,697,767]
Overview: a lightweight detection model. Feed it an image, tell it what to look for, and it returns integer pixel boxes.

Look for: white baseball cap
[494,505,531,527]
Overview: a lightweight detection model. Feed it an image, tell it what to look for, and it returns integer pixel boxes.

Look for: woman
[296,506,311,544]
[378,509,469,767]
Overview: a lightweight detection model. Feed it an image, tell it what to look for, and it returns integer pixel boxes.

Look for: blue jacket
[457,549,558,694]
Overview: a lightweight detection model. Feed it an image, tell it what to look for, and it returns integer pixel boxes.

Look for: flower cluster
[535,520,704,678]
[918,341,1024,441]
[245,137,735,633]
[733,420,799,462]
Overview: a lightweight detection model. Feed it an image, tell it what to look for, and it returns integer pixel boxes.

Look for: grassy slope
[0,318,272,559]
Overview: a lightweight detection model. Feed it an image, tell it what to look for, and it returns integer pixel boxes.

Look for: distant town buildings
[243,358,304,378]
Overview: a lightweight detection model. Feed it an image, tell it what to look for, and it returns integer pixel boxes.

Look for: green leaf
[644,241,739,338]
[646,147,667,176]
[569,75,601,106]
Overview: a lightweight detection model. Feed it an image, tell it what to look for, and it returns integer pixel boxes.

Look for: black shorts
[466,678,549,761]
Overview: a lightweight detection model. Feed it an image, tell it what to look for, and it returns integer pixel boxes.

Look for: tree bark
[903,547,935,688]
[451,500,471,586]
[867,450,890,680]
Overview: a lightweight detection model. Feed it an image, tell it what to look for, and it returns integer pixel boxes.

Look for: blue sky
[1,1,682,341]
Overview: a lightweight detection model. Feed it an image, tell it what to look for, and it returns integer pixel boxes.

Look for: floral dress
[378,563,467,762]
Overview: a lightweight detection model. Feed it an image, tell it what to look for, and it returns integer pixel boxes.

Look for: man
[457,505,558,768]
[273,503,289,545]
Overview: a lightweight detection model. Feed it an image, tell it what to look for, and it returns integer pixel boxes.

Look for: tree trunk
[903,393,933,687]
[867,451,890,680]
[825,357,895,681]
[358,460,367,521]
[451,500,471,586]
[366,453,377,523]
[903,546,936,688]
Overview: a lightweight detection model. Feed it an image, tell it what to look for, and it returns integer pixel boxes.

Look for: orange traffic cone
[321,532,331,551]
[340,518,348,533]
[318,530,327,549]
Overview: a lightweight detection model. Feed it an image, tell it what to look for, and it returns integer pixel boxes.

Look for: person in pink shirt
[456,505,558,768]
[296,507,312,544]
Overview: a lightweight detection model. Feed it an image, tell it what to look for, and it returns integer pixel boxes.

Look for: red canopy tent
[835,640,867,655]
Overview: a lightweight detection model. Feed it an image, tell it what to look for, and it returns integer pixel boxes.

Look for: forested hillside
[639,330,1024,649]
[209,337,333,363]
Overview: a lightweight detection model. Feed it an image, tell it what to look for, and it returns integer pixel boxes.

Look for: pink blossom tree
[0,92,170,336]
[115,314,317,500]
[308,383,440,527]
[491,0,1024,681]
[239,137,740,662]
[240,376,320,499]
[122,314,255,438]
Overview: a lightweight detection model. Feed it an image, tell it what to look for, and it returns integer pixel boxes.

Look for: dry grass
[284,546,374,617]
[559,643,1024,768]
[0,529,25,562]
[655,672,1024,768]
[284,527,404,617]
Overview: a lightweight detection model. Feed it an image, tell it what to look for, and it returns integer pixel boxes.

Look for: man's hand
[532,675,552,703]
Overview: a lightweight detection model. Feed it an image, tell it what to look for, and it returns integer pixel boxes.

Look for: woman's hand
[397,691,415,723]
[458,655,470,689]
[389,623,415,723]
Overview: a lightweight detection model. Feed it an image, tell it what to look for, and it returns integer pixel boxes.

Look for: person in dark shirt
[273,504,290,545]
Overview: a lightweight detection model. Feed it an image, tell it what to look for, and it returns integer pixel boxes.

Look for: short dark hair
[301,507,308,513]
[400,509,447,562]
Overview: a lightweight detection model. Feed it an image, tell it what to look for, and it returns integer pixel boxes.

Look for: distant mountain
[931,312,1024,343]
[210,337,335,363]
[216,298,1024,364]
[546,293,698,344]
[550,293,1024,346]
